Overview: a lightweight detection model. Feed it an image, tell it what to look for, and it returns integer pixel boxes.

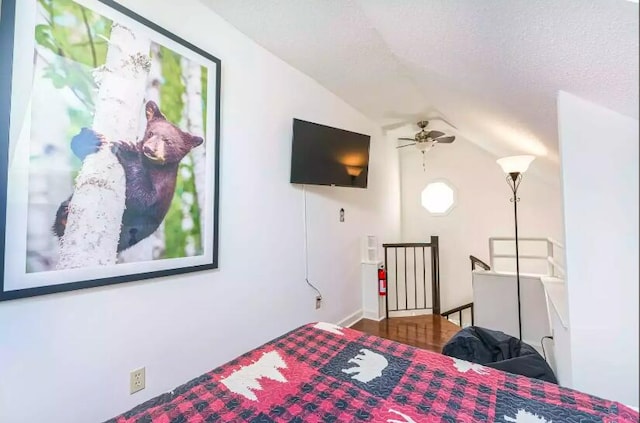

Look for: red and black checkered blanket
[108,323,638,422]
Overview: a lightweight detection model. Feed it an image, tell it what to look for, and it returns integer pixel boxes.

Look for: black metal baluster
[395,247,398,312]
[413,247,417,310]
[404,247,408,311]
[423,247,427,310]
[431,236,440,314]
[384,246,389,320]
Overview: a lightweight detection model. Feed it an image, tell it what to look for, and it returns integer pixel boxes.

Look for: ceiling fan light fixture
[416,142,433,151]
[396,120,455,152]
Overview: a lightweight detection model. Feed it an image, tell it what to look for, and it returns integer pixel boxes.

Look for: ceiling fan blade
[426,130,445,139]
[434,136,455,144]
[396,144,416,149]
[398,137,416,141]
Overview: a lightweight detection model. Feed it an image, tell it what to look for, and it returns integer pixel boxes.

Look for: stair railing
[488,237,565,277]
[383,236,440,319]
[440,255,490,327]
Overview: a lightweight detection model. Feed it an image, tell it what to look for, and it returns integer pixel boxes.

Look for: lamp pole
[497,155,534,341]
[507,172,523,340]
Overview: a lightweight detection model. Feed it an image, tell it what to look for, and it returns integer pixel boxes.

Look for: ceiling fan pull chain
[422,151,426,171]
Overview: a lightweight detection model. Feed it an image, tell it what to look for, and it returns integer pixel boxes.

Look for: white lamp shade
[496,155,535,174]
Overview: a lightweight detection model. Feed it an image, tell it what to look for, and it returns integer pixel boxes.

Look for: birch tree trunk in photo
[182,58,206,235]
[57,24,150,269]
[118,44,164,263]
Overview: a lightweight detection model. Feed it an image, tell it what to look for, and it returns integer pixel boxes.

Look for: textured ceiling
[202,0,639,172]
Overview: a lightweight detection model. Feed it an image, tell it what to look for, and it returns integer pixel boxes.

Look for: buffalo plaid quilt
[107,323,639,422]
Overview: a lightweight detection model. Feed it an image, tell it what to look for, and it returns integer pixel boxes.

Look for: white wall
[558,91,639,407]
[0,1,400,421]
[397,132,564,311]
[544,281,572,387]
[473,272,551,350]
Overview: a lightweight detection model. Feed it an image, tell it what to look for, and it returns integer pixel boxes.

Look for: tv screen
[290,119,371,188]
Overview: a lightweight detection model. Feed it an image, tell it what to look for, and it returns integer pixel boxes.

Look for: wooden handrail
[470,255,490,271]
[441,302,475,326]
[382,242,433,248]
[441,302,473,316]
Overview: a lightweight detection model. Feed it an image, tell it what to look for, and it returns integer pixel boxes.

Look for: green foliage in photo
[34,0,113,168]
[201,66,208,134]
[159,47,202,258]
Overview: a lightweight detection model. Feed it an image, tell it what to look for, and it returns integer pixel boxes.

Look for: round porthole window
[421,180,456,216]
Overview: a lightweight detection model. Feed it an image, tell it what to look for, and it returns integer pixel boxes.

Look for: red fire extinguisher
[378,266,387,296]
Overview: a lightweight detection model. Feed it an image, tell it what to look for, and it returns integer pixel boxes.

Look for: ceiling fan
[397,120,456,152]
[397,120,456,170]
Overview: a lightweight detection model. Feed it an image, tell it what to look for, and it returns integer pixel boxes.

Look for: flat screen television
[290,118,371,188]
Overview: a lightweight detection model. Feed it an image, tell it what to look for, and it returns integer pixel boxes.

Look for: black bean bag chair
[442,326,558,384]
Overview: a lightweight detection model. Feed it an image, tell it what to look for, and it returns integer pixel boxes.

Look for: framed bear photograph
[0,0,221,301]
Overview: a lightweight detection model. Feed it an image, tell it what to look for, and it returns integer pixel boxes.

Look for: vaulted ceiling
[202,0,639,173]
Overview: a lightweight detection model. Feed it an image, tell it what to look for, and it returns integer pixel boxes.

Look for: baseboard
[388,309,433,318]
[336,309,363,327]
[362,310,386,321]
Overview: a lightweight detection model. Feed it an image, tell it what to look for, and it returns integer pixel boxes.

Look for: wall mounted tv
[290,119,371,188]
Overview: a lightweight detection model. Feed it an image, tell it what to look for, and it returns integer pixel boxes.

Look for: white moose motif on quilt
[452,357,489,375]
[313,322,345,335]
[221,351,288,401]
[341,348,389,383]
[504,409,552,423]
[387,408,417,423]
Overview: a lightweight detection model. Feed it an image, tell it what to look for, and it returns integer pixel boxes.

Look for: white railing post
[547,239,554,276]
[489,238,495,270]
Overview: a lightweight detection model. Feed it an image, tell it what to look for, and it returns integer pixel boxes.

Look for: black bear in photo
[53,101,204,252]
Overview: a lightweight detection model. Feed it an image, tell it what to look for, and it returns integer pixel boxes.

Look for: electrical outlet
[315,295,322,309]
[130,367,146,394]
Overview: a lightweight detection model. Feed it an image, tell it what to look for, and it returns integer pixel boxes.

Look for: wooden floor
[351,315,461,353]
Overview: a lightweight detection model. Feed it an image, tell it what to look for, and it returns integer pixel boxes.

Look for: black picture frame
[0,0,221,301]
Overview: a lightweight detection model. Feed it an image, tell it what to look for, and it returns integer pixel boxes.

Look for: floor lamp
[496,155,535,340]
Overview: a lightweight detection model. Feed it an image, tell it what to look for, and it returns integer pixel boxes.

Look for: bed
[107,322,638,422]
